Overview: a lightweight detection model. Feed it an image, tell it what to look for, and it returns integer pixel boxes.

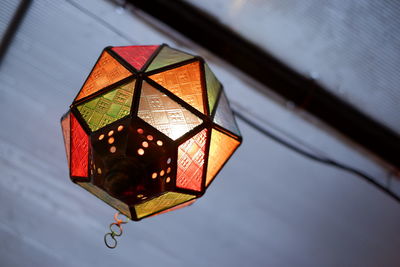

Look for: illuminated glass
[70,113,89,177]
[135,192,195,219]
[150,61,205,113]
[77,80,135,132]
[150,199,196,218]
[75,51,132,101]
[138,81,203,140]
[112,45,159,71]
[60,112,70,165]
[146,46,194,72]
[204,63,221,114]
[177,128,207,191]
[206,128,240,186]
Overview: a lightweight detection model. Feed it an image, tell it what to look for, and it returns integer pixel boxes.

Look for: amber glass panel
[112,45,159,71]
[75,51,132,101]
[71,113,89,177]
[138,81,203,140]
[135,192,195,219]
[204,63,221,114]
[77,182,131,219]
[61,112,71,165]
[213,91,241,136]
[77,80,135,132]
[150,199,196,218]
[177,129,207,191]
[146,46,194,72]
[206,128,240,186]
[149,61,205,113]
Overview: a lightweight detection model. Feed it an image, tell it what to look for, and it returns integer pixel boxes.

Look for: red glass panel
[177,128,207,191]
[112,45,159,71]
[60,112,71,165]
[70,113,89,177]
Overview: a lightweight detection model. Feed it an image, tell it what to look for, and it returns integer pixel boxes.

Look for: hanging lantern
[60,44,242,222]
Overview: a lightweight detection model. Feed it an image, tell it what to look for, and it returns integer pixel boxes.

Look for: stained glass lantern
[60,44,242,221]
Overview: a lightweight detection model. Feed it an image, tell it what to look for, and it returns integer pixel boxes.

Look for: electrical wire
[233,110,400,203]
[66,0,400,204]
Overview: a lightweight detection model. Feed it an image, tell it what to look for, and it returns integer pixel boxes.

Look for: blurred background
[1,0,400,266]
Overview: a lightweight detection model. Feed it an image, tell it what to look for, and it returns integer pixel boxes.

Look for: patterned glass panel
[71,113,89,177]
[77,182,131,219]
[150,199,196,218]
[138,81,203,140]
[213,91,241,136]
[204,63,221,114]
[75,51,132,101]
[149,61,205,113]
[77,80,135,132]
[60,112,71,165]
[206,128,240,186]
[135,192,195,219]
[112,45,159,71]
[177,129,207,191]
[146,46,194,72]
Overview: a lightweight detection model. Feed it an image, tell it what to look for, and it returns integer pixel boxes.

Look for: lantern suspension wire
[233,110,400,204]
[104,212,130,249]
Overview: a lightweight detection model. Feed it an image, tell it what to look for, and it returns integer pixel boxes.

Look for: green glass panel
[146,46,194,72]
[213,90,241,136]
[204,63,221,114]
[77,80,135,131]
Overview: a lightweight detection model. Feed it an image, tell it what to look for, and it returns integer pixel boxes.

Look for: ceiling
[1,0,400,266]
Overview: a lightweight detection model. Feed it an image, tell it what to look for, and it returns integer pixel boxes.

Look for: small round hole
[137,194,144,198]
[147,135,154,141]
[156,140,163,146]
[108,130,114,137]
[142,196,148,200]
[97,168,102,174]
[142,141,149,148]
[166,177,171,183]
[108,137,115,144]
[110,146,116,153]
[137,128,144,134]
[151,172,158,179]
[160,170,165,176]
[117,125,124,132]
[167,167,171,174]
[98,134,105,140]
[137,148,145,155]
[167,158,172,164]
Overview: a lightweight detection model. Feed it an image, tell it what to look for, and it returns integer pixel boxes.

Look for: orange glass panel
[70,113,90,177]
[60,112,71,165]
[177,128,207,191]
[75,51,131,101]
[149,61,205,113]
[77,182,131,219]
[206,128,240,186]
[135,192,195,219]
[138,81,203,140]
[149,199,196,218]
[112,45,159,71]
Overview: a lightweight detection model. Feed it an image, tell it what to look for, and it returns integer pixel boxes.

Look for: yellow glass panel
[75,51,132,101]
[149,199,196,218]
[77,182,131,218]
[149,61,205,113]
[135,192,195,219]
[206,128,240,186]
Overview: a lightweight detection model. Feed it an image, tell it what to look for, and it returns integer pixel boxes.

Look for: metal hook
[104,212,130,249]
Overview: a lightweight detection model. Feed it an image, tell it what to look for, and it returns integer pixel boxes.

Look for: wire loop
[104,212,130,249]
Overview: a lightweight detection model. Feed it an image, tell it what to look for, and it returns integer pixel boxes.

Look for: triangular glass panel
[206,128,240,186]
[134,192,195,219]
[204,63,221,115]
[61,112,71,165]
[138,81,203,140]
[112,45,159,71]
[213,90,240,136]
[149,61,205,113]
[77,79,136,132]
[176,128,207,191]
[70,113,90,178]
[74,51,132,102]
[145,46,194,72]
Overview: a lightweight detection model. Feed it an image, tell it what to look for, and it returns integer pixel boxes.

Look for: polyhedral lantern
[60,44,242,221]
